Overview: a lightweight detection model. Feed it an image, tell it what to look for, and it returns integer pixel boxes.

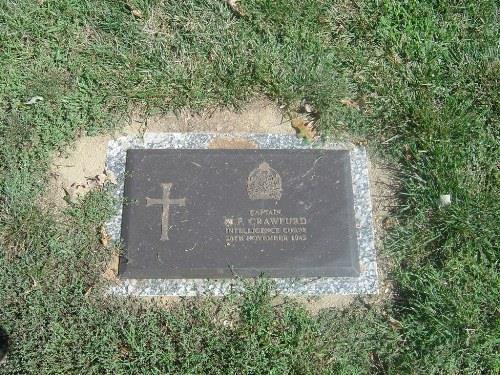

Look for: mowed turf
[0,1,498,373]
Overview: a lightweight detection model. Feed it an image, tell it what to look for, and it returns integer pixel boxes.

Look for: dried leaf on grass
[388,316,403,329]
[125,2,143,18]
[291,117,318,142]
[131,9,143,18]
[226,0,245,16]
[340,98,360,110]
[84,286,93,297]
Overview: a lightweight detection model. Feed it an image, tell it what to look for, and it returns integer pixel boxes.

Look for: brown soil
[366,156,400,304]
[142,294,354,316]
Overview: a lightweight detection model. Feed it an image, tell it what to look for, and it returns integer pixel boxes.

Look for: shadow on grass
[0,326,8,362]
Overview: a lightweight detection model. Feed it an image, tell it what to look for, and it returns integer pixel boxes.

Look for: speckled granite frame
[105,133,378,296]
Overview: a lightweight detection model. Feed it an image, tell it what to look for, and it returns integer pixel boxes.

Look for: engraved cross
[146,183,186,241]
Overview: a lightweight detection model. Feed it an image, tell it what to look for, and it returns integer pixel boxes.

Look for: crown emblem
[247,162,282,200]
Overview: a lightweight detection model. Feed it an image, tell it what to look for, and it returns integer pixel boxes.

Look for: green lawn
[0,0,498,373]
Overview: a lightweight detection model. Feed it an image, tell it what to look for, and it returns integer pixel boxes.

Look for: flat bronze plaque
[119,149,359,279]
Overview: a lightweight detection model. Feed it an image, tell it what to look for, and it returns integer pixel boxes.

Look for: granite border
[105,133,378,296]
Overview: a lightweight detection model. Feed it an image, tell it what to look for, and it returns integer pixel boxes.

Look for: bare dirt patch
[127,294,354,316]
[367,157,400,305]
[129,99,292,134]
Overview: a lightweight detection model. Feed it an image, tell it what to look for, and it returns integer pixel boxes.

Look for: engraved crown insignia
[247,162,282,200]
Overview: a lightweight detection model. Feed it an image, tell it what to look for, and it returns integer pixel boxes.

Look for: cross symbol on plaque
[146,183,186,241]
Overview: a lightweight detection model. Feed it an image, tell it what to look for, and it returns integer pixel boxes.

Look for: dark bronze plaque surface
[119,149,359,279]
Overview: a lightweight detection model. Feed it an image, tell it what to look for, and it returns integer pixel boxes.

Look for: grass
[0,0,498,373]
